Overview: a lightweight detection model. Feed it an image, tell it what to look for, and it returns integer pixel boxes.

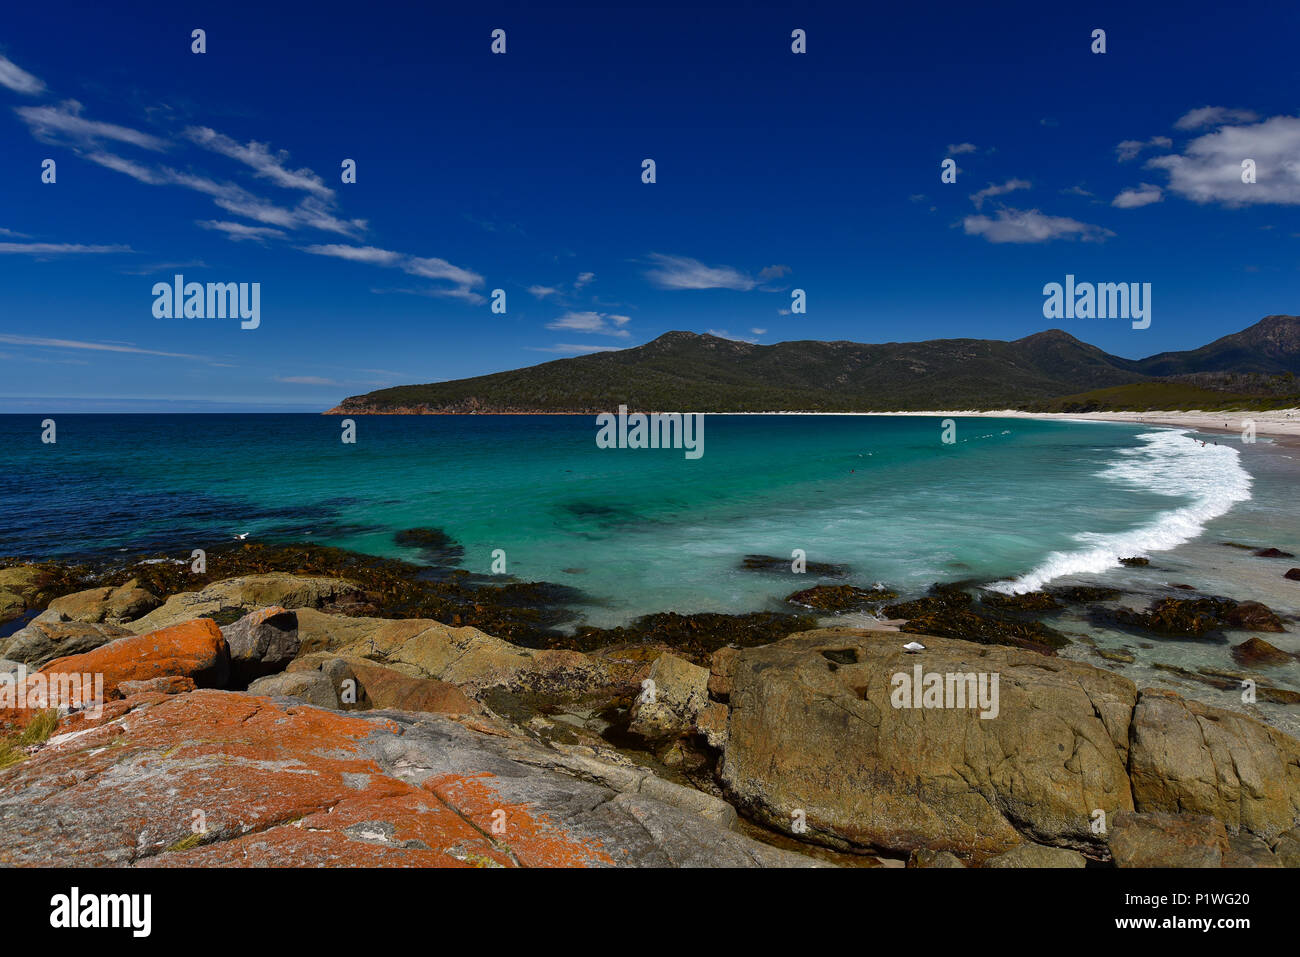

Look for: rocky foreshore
[2,560,1298,868]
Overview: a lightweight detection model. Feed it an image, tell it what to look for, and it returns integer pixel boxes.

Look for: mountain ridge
[327,316,1300,414]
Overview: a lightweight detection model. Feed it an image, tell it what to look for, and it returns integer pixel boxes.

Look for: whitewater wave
[989,430,1252,594]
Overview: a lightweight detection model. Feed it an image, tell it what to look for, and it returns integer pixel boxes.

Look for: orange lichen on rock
[0,688,616,867]
[1,619,229,731]
[48,618,228,697]
[425,771,616,867]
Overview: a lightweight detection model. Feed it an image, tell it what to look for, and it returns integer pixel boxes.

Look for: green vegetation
[329,317,1300,415]
[0,709,60,769]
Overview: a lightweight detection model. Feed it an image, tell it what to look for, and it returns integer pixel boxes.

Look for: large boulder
[0,565,46,623]
[45,619,228,699]
[717,627,1138,862]
[222,606,300,684]
[310,613,629,700]
[0,589,23,623]
[1128,688,1300,843]
[628,652,709,742]
[0,619,229,730]
[0,615,132,668]
[126,575,364,633]
[46,579,160,624]
[0,689,819,867]
[286,653,479,715]
[247,670,340,710]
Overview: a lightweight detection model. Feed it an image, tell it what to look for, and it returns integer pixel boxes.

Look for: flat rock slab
[0,689,815,868]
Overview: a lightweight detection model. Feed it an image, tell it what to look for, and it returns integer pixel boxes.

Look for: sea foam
[990,430,1252,594]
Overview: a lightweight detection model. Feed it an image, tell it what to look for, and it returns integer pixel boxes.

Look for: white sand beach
[864,408,1300,442]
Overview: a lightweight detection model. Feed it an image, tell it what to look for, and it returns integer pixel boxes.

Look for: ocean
[2,412,1297,728]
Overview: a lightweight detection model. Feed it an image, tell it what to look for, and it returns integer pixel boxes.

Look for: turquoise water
[3,413,1293,628]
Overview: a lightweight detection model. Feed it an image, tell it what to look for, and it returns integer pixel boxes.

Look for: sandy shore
[862,408,1300,446]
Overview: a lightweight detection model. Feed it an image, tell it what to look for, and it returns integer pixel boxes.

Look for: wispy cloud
[1174,106,1260,131]
[0,334,201,359]
[1112,183,1163,208]
[947,142,978,155]
[526,343,623,354]
[16,100,167,151]
[185,127,332,196]
[0,54,44,95]
[528,285,560,299]
[546,311,631,337]
[1146,114,1300,206]
[962,208,1113,244]
[1115,136,1172,162]
[274,375,340,386]
[707,329,758,343]
[198,220,287,242]
[970,178,1030,210]
[302,244,484,302]
[302,244,402,265]
[83,152,365,236]
[645,254,757,291]
[0,242,130,256]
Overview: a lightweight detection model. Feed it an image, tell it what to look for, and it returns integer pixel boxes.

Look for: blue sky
[2,0,1299,411]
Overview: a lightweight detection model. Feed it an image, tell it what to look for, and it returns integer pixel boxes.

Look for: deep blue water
[2,413,1287,628]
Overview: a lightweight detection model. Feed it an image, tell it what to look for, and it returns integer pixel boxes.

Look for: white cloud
[86,158,366,237]
[404,255,481,288]
[1174,106,1260,131]
[0,54,45,95]
[645,254,756,290]
[197,220,288,242]
[185,126,331,196]
[962,207,1114,244]
[302,244,484,302]
[970,178,1030,210]
[85,151,164,183]
[526,343,622,354]
[574,271,595,288]
[546,311,631,337]
[275,375,340,386]
[528,285,560,299]
[1115,136,1172,162]
[707,329,758,343]
[1146,114,1300,206]
[0,242,130,255]
[947,142,978,155]
[16,100,166,151]
[1111,184,1164,208]
[0,334,199,359]
[751,327,767,335]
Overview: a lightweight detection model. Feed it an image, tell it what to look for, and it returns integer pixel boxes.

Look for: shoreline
[850,408,1300,450]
